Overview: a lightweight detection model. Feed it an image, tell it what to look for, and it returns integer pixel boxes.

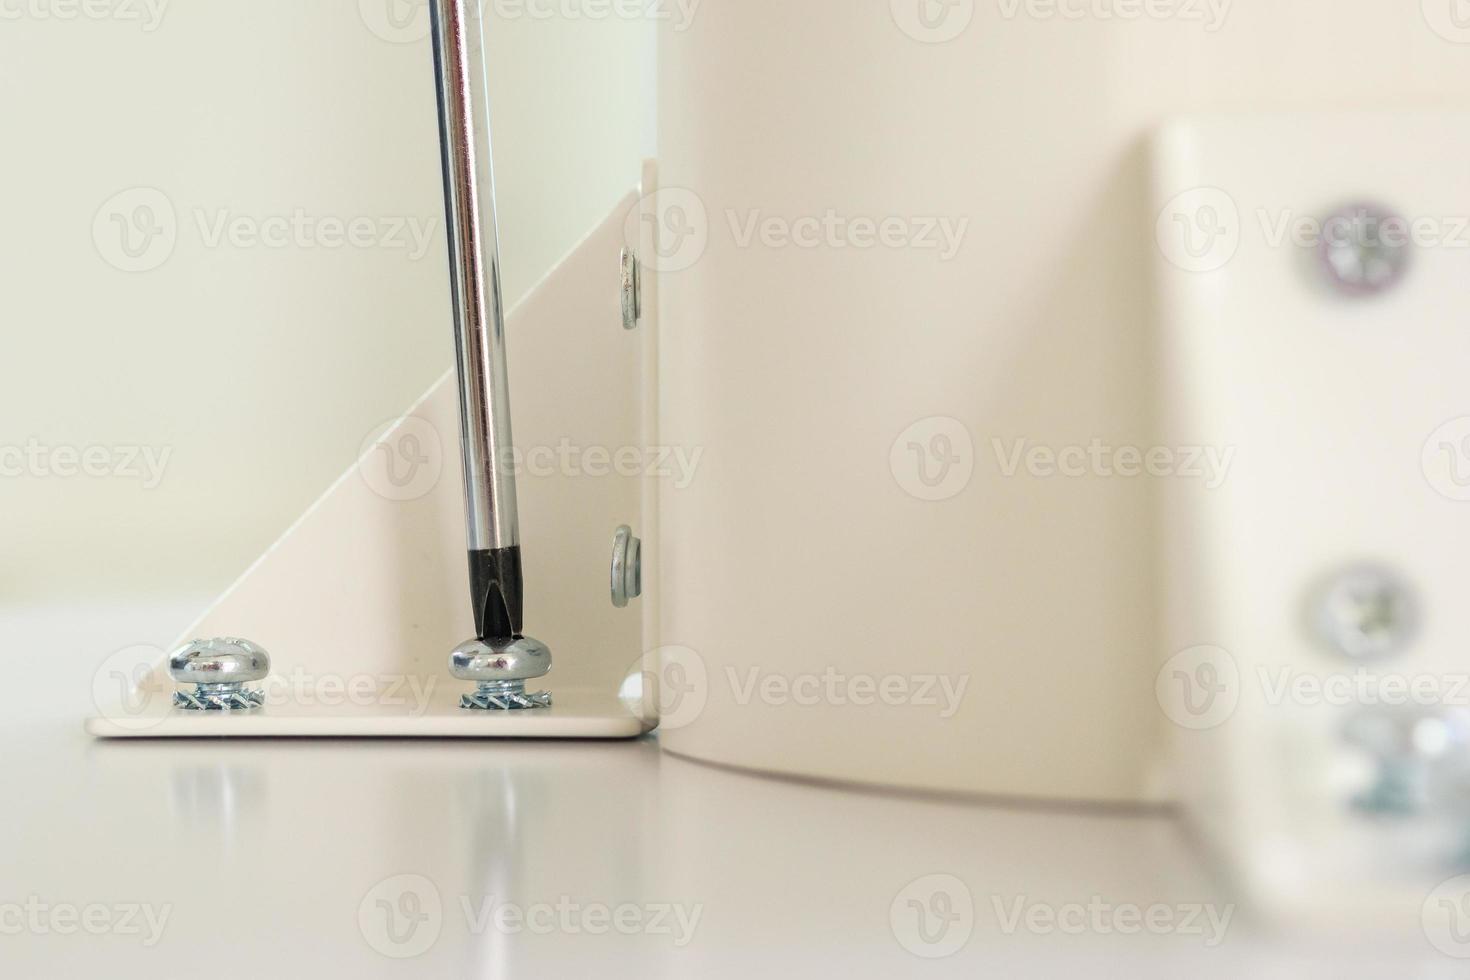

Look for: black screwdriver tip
[468,547,524,639]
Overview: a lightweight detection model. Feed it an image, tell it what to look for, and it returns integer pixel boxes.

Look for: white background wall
[0,0,653,603]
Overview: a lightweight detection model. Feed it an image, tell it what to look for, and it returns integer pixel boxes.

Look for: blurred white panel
[1154,111,1470,928]
[652,0,1470,804]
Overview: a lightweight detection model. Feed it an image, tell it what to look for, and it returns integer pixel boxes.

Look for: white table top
[0,600,1450,977]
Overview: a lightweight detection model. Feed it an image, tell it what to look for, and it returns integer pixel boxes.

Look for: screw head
[169,638,271,686]
[449,636,552,684]
[450,636,552,711]
[1313,565,1418,662]
[168,638,270,711]
[1318,203,1411,296]
[611,525,642,608]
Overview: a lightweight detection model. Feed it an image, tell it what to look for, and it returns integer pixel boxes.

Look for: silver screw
[611,525,642,608]
[1318,204,1410,296]
[450,637,552,710]
[169,638,270,711]
[1313,564,1418,662]
[620,248,641,330]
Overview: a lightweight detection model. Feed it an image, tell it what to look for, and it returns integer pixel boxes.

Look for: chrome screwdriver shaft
[428,0,524,640]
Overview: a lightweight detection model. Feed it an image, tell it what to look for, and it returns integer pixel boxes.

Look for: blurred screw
[1343,708,1470,817]
[1319,204,1410,296]
[1314,565,1418,662]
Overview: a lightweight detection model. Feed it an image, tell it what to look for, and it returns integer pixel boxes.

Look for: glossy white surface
[4,601,1452,976]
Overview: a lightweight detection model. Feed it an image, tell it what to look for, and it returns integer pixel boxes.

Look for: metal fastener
[169,638,270,711]
[1318,204,1411,296]
[620,248,641,330]
[611,525,642,608]
[1342,707,1470,817]
[450,636,552,710]
[1313,564,1418,662]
